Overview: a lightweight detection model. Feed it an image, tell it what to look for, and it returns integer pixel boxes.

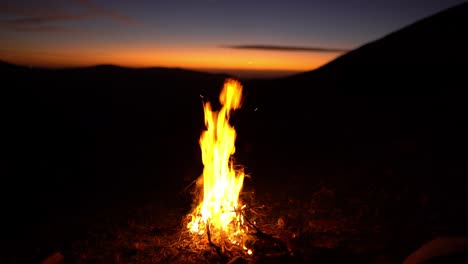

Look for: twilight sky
[0,0,465,76]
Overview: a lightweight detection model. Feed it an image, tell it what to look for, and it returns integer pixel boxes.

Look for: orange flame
[187,79,250,252]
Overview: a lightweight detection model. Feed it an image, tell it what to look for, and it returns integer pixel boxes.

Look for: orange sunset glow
[0,45,341,74]
[1,0,463,78]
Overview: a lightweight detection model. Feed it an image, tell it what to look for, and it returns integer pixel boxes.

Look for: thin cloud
[0,15,94,33]
[223,44,349,53]
[0,1,137,32]
[0,21,93,33]
[73,0,138,25]
[6,14,86,25]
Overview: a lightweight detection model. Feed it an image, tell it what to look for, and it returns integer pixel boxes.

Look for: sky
[0,0,466,76]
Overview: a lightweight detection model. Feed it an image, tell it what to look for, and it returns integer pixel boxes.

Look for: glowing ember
[187,78,250,253]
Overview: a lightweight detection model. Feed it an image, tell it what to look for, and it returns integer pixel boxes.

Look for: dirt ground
[61,170,461,264]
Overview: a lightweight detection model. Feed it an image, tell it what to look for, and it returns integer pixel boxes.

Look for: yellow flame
[187,78,249,251]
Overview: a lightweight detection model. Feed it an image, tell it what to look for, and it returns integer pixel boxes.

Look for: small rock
[41,251,64,264]
[227,256,248,264]
[277,217,286,229]
[134,242,147,250]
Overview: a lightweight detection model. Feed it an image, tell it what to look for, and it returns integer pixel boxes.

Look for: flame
[187,78,249,252]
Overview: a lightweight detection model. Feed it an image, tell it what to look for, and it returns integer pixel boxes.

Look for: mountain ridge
[281,2,468,94]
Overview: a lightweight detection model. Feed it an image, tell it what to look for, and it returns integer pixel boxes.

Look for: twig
[207,224,226,260]
[242,211,289,253]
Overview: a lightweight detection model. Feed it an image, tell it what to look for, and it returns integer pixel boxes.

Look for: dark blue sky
[0,0,465,74]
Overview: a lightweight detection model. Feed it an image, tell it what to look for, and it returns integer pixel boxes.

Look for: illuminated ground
[60,164,453,264]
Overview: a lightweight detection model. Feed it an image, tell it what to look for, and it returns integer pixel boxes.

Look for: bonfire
[186,79,252,255]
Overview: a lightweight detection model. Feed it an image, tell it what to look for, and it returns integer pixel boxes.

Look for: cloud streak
[222,44,349,53]
[73,0,138,25]
[0,1,137,32]
[8,15,85,25]
[0,21,93,33]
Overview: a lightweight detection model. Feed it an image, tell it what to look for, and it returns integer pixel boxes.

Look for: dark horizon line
[221,44,350,53]
[0,59,307,72]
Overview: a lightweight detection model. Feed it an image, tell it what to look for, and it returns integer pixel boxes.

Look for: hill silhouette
[1,3,468,263]
[287,2,468,92]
